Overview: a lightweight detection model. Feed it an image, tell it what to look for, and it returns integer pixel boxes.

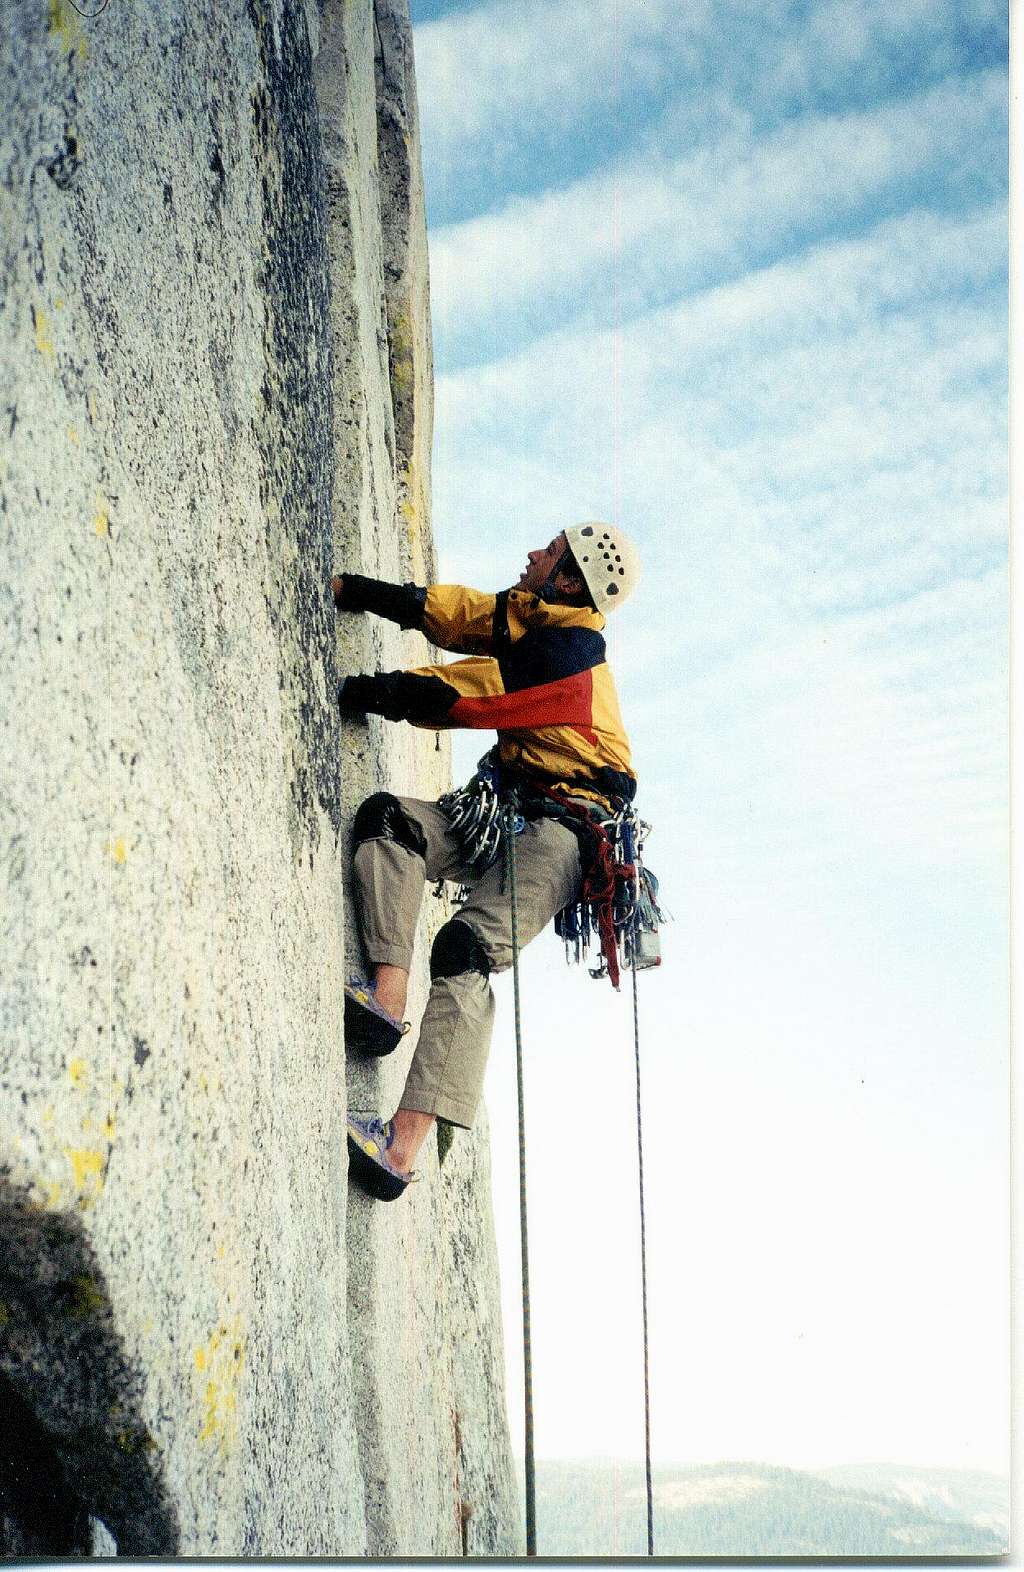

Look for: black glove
[338,671,458,725]
[338,675,383,717]
[332,574,427,630]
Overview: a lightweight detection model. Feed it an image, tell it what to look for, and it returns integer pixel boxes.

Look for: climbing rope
[632,953,655,1556]
[504,802,537,1557]
[503,797,656,1558]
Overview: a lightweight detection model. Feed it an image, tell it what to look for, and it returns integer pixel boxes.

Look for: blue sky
[408,0,1008,1504]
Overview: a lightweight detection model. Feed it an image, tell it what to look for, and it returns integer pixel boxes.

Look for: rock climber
[332,523,640,1200]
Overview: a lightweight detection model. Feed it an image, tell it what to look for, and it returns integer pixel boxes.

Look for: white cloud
[433,202,1005,547]
[427,69,1005,358]
[414,0,998,168]
[415,0,713,144]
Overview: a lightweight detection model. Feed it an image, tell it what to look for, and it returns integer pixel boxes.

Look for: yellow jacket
[337,577,637,809]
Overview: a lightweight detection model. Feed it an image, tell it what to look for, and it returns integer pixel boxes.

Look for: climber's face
[518,532,570,594]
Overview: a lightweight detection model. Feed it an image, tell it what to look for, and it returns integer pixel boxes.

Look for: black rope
[632,953,655,1555]
[505,804,536,1556]
[503,800,654,1557]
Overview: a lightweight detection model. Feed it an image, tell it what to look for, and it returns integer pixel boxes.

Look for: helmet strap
[538,547,572,603]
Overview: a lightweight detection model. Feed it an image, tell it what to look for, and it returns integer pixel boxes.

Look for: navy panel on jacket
[497,626,606,694]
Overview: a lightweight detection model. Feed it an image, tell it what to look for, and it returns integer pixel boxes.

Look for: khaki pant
[353,795,583,1127]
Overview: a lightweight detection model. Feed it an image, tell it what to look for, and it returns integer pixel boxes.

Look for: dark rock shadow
[0,1174,178,1556]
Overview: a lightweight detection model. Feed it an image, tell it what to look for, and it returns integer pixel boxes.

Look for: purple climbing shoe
[346,1115,414,1202]
[344,978,410,1057]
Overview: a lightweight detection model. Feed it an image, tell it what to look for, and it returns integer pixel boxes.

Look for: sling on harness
[553,797,667,989]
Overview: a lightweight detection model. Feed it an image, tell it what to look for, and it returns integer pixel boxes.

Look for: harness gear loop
[503,798,537,1557]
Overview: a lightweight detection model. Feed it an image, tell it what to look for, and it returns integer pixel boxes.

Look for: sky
[408,0,1009,1487]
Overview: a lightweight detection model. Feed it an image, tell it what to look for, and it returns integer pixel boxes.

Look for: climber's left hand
[338,676,373,717]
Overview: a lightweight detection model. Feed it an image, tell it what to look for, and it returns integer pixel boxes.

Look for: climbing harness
[499,789,660,1556]
[438,752,668,992]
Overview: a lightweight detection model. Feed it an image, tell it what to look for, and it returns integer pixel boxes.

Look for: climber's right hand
[331,574,348,608]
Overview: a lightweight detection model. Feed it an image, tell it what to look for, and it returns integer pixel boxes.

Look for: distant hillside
[526,1459,1008,1557]
[816,1463,1009,1542]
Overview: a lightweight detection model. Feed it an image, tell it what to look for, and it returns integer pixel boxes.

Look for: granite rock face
[0,0,519,1555]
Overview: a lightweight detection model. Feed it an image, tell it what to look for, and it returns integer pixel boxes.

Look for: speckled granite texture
[0,0,519,1554]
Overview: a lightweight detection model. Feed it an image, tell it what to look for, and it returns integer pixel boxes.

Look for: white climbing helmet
[564,522,640,614]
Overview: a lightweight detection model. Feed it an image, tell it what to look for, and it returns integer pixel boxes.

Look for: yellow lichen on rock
[33,306,56,365]
[194,1318,246,1452]
[47,0,88,60]
[400,465,427,578]
[64,1146,105,1206]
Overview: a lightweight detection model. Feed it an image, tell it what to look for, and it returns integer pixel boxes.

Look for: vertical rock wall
[0,0,519,1555]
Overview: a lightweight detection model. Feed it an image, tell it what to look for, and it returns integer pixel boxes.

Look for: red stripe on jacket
[448,668,598,744]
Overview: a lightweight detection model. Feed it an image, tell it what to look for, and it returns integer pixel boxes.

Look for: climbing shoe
[346,1115,414,1202]
[344,978,410,1057]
